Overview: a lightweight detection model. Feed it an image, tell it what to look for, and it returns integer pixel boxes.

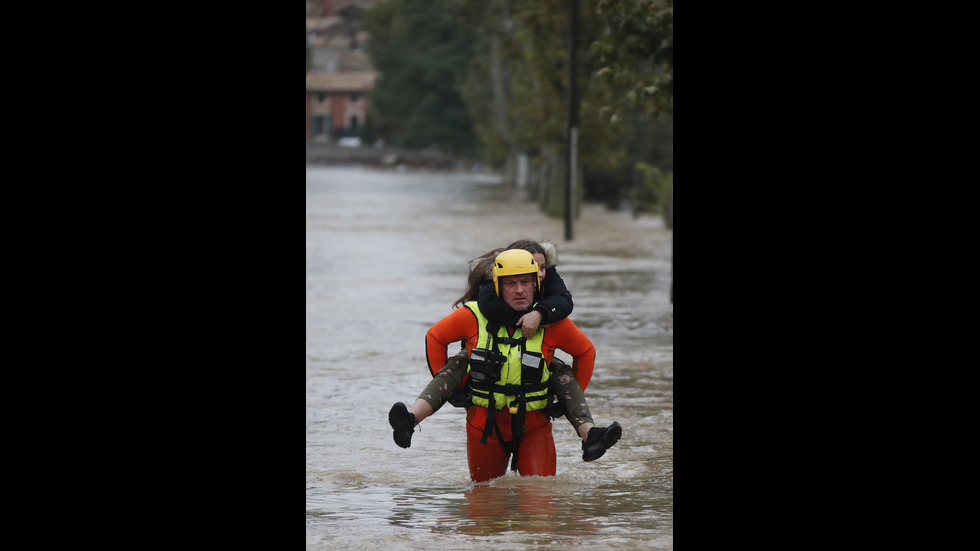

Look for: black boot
[388,402,416,448]
[582,421,622,461]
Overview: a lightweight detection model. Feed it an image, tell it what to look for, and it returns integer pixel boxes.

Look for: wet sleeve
[425,307,479,377]
[533,267,574,325]
[477,280,524,326]
[543,318,594,391]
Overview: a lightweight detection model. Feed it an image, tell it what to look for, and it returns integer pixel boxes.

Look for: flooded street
[306,165,673,549]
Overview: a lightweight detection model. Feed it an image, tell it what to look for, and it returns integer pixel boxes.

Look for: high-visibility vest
[464,301,551,412]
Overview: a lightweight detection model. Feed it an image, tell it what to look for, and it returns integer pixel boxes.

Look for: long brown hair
[453,239,547,308]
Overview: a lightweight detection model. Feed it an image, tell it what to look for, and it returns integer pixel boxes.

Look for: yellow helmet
[492,248,540,297]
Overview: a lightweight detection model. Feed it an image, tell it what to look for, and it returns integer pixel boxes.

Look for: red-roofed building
[306,1,378,143]
[306,71,377,142]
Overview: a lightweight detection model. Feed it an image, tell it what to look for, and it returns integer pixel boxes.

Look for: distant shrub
[630,162,672,227]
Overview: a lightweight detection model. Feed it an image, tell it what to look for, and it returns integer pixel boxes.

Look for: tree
[363,0,674,223]
[362,0,480,157]
[588,0,673,221]
[590,0,673,121]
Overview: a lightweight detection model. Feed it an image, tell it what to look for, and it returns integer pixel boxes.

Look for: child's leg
[549,357,595,439]
[390,349,469,448]
[413,349,468,422]
[548,358,623,462]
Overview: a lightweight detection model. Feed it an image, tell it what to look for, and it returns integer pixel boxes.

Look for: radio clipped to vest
[469,347,507,384]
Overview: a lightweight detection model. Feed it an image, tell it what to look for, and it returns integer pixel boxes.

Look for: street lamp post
[565,0,578,241]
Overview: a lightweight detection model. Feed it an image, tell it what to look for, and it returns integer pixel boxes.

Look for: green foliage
[590,0,673,121]
[630,162,673,224]
[362,0,480,157]
[361,0,673,212]
[584,0,673,206]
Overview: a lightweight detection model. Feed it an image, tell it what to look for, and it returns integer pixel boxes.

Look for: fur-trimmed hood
[540,241,559,268]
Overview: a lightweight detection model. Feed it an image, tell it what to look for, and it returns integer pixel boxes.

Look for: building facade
[306,71,376,143]
[306,1,377,143]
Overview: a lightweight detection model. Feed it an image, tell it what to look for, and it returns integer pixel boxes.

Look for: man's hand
[517,310,544,339]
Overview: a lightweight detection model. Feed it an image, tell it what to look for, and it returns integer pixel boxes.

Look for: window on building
[318,93,327,102]
[350,93,359,103]
[312,114,333,135]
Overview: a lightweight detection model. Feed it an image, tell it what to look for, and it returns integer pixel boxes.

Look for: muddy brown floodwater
[306,165,673,550]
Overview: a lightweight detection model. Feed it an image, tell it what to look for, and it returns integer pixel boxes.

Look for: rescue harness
[465,302,551,472]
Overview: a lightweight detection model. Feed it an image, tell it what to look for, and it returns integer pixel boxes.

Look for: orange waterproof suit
[425,306,596,482]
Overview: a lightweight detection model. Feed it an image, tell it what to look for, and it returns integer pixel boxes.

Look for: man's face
[499,273,536,311]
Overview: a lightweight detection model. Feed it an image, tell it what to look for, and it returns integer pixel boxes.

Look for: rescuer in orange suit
[389,248,621,482]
